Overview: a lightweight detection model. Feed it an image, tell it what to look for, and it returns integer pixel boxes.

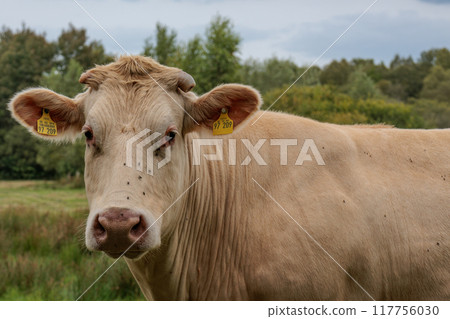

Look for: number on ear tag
[37,109,57,136]
[213,108,233,135]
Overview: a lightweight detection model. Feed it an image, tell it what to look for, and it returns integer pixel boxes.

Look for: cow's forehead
[78,56,189,132]
[82,80,184,133]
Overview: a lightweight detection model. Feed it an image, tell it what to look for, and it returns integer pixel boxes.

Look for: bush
[410,98,450,128]
[263,85,425,128]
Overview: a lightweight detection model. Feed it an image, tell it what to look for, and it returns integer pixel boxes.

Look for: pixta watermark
[126,129,325,176]
[192,138,325,166]
[126,129,171,176]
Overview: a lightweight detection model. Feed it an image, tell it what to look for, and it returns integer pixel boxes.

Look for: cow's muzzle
[92,207,150,258]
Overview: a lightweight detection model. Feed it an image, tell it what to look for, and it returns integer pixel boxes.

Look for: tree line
[0,16,449,179]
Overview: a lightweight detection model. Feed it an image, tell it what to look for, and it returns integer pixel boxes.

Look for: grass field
[0,180,145,300]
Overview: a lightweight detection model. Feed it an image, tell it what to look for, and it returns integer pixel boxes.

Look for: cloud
[280,10,450,65]
[419,0,450,4]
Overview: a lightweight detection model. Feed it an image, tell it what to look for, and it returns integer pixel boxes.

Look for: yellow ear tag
[213,108,233,135]
[37,109,57,136]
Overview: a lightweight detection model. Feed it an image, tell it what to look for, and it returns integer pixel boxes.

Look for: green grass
[0,180,145,300]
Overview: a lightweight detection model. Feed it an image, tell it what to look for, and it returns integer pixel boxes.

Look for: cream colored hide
[9,56,449,300]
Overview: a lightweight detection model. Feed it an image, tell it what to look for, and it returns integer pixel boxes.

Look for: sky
[2,0,450,67]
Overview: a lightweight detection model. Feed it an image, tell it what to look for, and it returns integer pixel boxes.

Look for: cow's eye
[168,131,176,140]
[84,130,93,140]
[82,125,95,145]
[154,130,177,156]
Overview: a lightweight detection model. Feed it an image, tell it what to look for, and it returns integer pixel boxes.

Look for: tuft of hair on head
[79,55,195,93]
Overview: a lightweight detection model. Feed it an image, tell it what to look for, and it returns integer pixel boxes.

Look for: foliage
[410,98,450,128]
[0,126,47,179]
[142,16,240,93]
[142,23,178,66]
[36,140,85,179]
[41,59,84,98]
[56,23,114,72]
[350,58,389,83]
[345,68,382,100]
[201,15,241,92]
[263,85,424,128]
[319,59,353,86]
[419,48,450,70]
[420,65,450,102]
[240,57,321,94]
[178,35,206,88]
[385,55,428,100]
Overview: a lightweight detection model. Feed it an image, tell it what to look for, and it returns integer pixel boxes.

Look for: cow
[9,56,449,300]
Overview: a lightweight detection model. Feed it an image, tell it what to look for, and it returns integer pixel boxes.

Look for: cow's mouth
[104,250,145,259]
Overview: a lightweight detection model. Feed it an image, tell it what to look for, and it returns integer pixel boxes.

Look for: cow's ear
[8,88,85,142]
[183,84,261,133]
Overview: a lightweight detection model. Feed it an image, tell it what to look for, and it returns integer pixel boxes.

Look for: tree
[0,125,48,179]
[36,139,85,178]
[178,35,207,91]
[346,68,381,100]
[319,59,353,86]
[41,59,84,98]
[240,57,321,94]
[351,58,388,83]
[387,55,427,100]
[300,65,321,86]
[411,99,450,128]
[142,23,178,66]
[377,79,405,100]
[57,23,113,72]
[419,48,450,70]
[420,65,450,102]
[202,15,241,92]
[241,57,300,93]
[0,25,56,179]
[435,48,450,69]
[141,16,241,94]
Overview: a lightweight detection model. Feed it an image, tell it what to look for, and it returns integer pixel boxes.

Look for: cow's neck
[126,129,251,300]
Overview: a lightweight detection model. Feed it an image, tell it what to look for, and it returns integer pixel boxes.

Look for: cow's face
[9,56,260,259]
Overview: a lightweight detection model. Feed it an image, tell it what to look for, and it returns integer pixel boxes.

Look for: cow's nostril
[93,215,106,239]
[130,216,143,236]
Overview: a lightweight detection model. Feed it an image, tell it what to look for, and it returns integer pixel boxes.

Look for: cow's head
[9,56,260,259]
